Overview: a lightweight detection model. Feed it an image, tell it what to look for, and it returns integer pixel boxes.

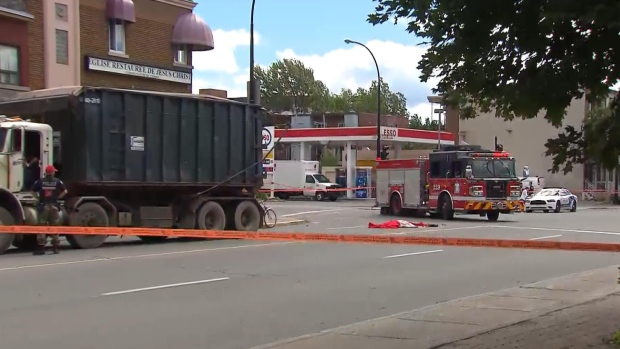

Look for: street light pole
[249,0,256,104]
[344,39,381,160]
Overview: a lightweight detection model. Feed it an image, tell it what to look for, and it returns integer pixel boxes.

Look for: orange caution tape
[1,225,620,252]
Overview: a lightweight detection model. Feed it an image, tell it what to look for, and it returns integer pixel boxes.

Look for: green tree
[331,79,409,116]
[368,0,620,173]
[254,59,330,113]
[408,113,445,131]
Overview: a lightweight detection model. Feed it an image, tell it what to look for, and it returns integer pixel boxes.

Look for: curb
[251,265,620,349]
[270,219,307,227]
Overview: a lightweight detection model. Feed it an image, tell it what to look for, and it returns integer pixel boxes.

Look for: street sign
[262,126,274,151]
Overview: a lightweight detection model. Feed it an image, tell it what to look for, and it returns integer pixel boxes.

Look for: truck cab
[0,116,54,194]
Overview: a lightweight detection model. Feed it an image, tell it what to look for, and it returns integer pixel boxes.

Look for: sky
[191,0,439,120]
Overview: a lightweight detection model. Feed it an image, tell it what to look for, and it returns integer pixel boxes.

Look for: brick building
[270,112,410,161]
[272,112,409,129]
[0,0,44,100]
[0,0,212,98]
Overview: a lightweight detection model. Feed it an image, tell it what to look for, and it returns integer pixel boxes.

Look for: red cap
[44,165,57,175]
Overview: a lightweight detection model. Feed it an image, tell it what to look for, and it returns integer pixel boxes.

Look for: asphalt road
[0,201,619,349]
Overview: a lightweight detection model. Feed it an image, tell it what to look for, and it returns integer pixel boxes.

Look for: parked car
[525,187,578,213]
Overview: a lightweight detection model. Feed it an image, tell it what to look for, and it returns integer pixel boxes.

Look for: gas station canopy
[273,126,454,146]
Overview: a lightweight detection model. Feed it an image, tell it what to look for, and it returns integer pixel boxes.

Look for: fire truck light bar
[468,152,511,158]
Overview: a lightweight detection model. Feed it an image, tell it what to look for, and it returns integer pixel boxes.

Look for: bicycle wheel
[264,208,277,228]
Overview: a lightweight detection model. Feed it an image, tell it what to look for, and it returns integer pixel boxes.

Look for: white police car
[525,187,578,213]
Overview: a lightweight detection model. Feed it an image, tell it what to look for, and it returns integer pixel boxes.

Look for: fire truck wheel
[487,211,500,221]
[390,194,403,216]
[439,194,454,220]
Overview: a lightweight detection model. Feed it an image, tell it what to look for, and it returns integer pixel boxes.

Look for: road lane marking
[488,225,620,236]
[389,226,488,235]
[281,210,334,217]
[100,277,230,296]
[529,235,563,241]
[0,242,298,272]
[326,225,365,230]
[383,249,443,259]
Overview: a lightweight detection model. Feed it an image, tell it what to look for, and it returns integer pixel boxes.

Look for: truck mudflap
[464,200,524,211]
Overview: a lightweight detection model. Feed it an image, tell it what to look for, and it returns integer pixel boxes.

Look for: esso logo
[382,129,397,139]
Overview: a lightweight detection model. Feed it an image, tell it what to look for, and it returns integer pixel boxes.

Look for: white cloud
[192,29,261,97]
[276,40,439,120]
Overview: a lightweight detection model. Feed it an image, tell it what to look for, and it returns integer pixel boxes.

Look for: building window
[55,29,68,65]
[54,3,68,21]
[0,45,19,85]
[108,19,125,53]
[175,45,188,64]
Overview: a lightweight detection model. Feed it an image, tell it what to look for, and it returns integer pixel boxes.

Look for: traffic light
[380,145,390,160]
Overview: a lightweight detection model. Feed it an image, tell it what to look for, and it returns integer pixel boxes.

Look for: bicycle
[260,200,277,228]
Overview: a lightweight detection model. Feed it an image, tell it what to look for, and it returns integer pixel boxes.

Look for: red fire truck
[375,145,524,221]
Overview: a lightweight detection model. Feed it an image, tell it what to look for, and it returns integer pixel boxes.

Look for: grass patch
[610,330,620,347]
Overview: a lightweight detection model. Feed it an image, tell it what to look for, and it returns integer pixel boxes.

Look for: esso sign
[381,128,397,139]
[262,126,274,151]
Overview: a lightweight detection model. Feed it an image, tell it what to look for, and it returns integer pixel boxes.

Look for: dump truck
[0,86,265,254]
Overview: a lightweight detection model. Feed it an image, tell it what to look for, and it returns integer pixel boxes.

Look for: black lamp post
[344,39,381,160]
[249,0,257,104]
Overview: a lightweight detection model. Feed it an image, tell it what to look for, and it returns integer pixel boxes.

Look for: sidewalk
[255,266,620,349]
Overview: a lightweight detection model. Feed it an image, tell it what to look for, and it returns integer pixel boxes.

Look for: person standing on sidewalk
[31,165,68,255]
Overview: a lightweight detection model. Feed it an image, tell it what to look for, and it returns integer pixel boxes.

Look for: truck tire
[12,235,38,250]
[234,201,261,231]
[439,194,454,220]
[487,211,500,221]
[0,207,15,254]
[390,193,403,216]
[196,201,226,230]
[66,202,109,249]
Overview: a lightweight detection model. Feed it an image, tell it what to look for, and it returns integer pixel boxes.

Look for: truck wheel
[12,235,38,251]
[196,201,226,230]
[234,201,261,231]
[487,211,500,221]
[315,192,325,201]
[66,202,109,249]
[0,207,15,254]
[390,194,403,216]
[439,194,454,220]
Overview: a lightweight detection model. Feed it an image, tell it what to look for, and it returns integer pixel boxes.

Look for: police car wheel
[554,201,561,213]
[570,200,577,212]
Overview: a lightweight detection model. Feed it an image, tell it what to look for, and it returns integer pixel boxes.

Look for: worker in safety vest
[31,165,67,255]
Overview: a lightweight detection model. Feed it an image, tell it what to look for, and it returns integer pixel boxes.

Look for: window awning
[172,13,214,51]
[106,0,136,23]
